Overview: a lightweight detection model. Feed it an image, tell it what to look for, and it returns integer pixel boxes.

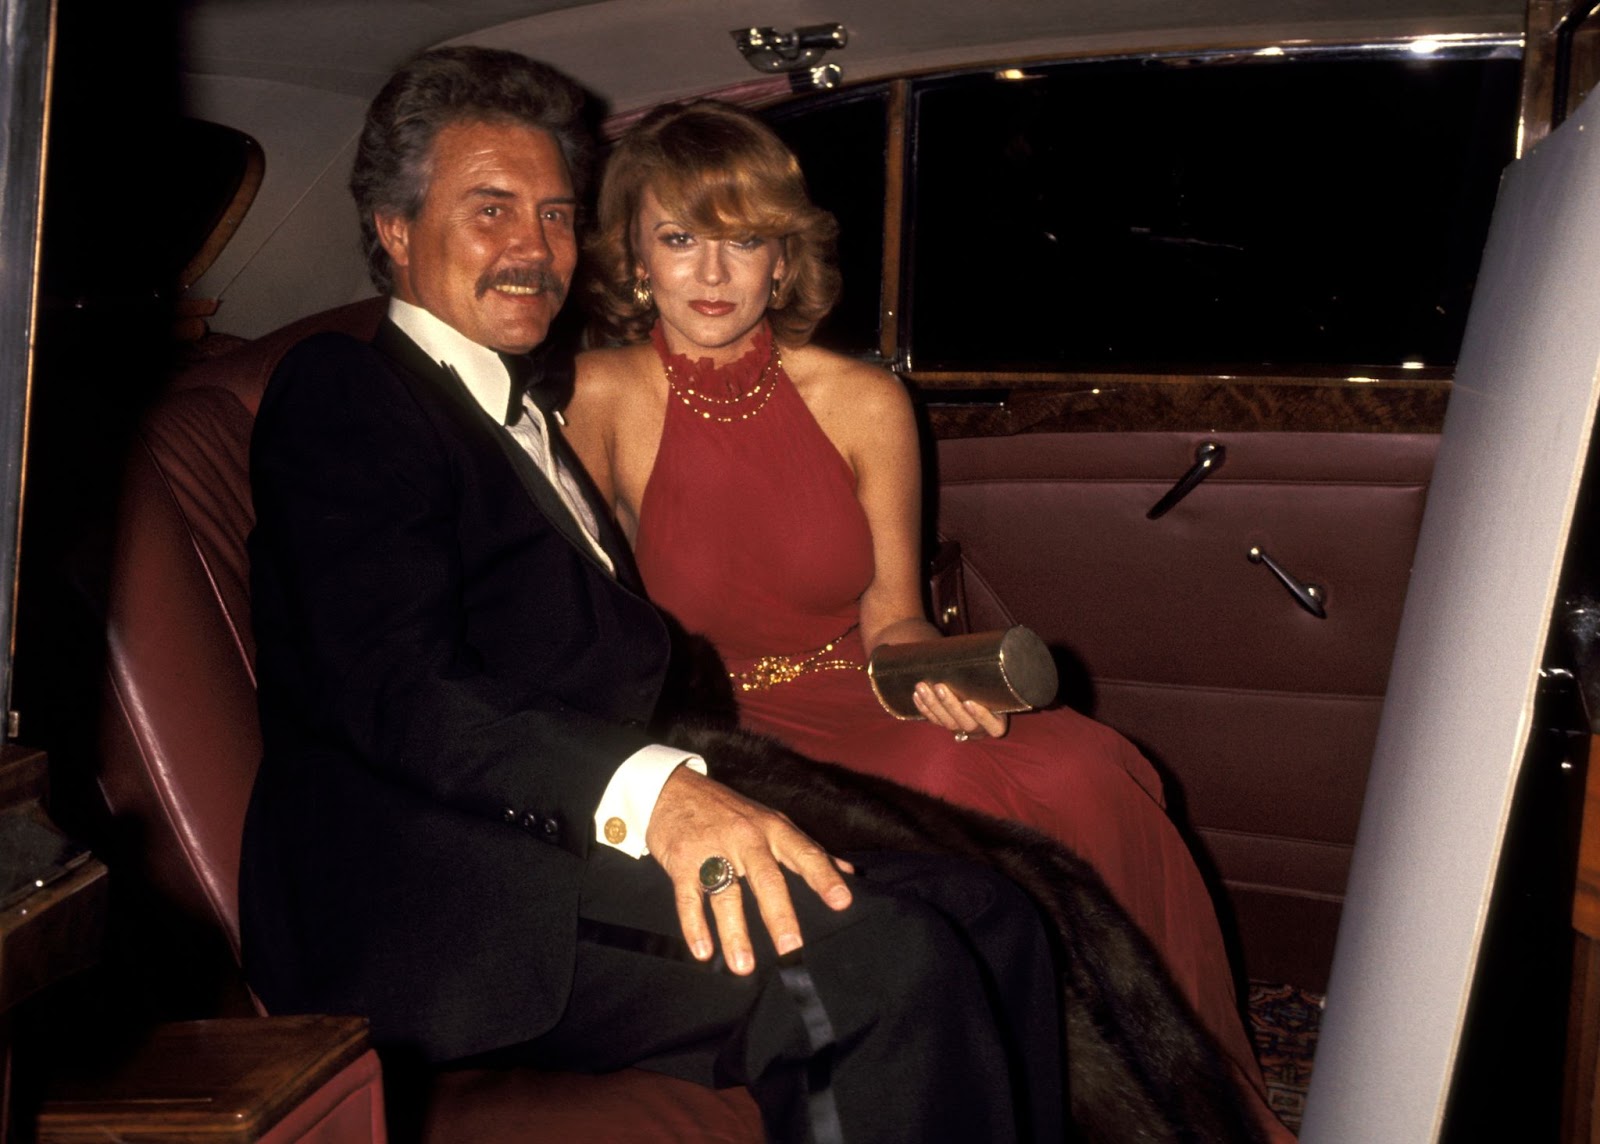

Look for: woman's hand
[912,681,1010,741]
[867,620,1012,741]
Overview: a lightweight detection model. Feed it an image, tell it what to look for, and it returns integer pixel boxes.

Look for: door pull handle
[1147,442,1226,520]
[1248,546,1327,619]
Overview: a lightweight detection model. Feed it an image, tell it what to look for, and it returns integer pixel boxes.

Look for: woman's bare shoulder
[571,343,659,414]
[575,342,656,389]
[789,347,915,449]
[785,343,910,417]
[784,344,917,476]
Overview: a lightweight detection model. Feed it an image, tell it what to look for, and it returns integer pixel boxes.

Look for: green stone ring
[698,855,736,896]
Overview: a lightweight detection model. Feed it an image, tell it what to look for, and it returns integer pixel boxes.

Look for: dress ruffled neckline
[650,321,775,400]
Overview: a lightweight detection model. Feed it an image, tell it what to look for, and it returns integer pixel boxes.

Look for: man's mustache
[477,267,567,300]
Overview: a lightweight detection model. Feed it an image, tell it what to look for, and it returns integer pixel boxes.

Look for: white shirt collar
[385,297,610,572]
[387,296,513,423]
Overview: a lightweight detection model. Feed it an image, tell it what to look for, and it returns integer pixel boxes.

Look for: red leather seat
[96,298,763,1142]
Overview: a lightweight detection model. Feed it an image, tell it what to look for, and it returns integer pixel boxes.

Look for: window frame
[763,34,1525,425]
[898,38,1520,385]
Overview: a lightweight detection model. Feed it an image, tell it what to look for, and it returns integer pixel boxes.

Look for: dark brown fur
[665,720,1268,1144]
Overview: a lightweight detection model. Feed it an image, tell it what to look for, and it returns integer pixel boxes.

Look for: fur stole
[665,721,1268,1144]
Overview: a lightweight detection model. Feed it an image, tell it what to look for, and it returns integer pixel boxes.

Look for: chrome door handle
[1248,546,1327,618]
[1147,442,1226,520]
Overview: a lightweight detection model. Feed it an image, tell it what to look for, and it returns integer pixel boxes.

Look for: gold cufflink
[604,817,627,844]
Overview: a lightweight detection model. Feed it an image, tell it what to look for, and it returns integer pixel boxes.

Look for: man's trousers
[521,848,1065,1143]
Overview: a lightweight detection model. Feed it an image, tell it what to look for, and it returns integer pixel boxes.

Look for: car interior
[4,0,1600,1141]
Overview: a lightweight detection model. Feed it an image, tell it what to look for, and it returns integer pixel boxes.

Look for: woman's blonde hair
[583,100,840,347]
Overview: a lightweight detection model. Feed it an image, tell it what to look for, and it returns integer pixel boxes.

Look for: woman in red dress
[565,100,1292,1142]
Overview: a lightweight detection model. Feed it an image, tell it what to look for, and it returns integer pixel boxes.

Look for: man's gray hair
[351,46,595,294]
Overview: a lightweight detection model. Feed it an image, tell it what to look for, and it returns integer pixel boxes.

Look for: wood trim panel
[920,377,1450,437]
[178,137,264,292]
[1575,732,1600,939]
[1521,0,1600,154]
[1577,18,1600,119]
[0,858,107,1015]
[1525,0,1563,153]
[1566,931,1600,1142]
[37,1017,372,1142]
[880,79,907,366]
[1568,733,1600,1141]
[909,363,1454,386]
[0,747,46,810]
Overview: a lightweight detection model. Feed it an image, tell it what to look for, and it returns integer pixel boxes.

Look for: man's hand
[646,766,853,975]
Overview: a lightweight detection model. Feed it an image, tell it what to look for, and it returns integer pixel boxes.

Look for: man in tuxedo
[241,46,1062,1142]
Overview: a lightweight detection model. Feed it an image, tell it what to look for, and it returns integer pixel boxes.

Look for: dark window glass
[43,116,258,308]
[170,119,259,275]
[765,88,888,356]
[907,54,1520,371]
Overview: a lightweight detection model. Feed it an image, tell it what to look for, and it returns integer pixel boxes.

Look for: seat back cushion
[98,299,385,955]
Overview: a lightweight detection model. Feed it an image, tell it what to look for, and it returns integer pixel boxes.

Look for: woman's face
[632,185,785,364]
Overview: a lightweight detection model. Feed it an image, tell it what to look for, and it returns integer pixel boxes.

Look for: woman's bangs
[656,161,790,239]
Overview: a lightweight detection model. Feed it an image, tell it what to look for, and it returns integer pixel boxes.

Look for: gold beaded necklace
[661,338,782,423]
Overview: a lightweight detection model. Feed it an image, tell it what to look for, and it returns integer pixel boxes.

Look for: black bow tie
[497,351,542,426]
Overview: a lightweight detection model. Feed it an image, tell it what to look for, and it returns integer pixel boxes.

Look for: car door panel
[934,427,1438,988]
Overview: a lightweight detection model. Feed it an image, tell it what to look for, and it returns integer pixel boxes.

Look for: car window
[907,51,1519,372]
[43,117,261,314]
[769,46,1520,374]
[765,86,888,358]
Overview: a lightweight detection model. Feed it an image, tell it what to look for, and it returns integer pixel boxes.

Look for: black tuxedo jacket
[241,319,672,1062]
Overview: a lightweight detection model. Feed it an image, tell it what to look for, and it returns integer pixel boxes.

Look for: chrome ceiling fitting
[731,23,848,91]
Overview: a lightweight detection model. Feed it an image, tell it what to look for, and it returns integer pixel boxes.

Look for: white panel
[183,76,373,336]
[459,0,1522,117]
[1301,93,1600,1142]
[180,0,1524,101]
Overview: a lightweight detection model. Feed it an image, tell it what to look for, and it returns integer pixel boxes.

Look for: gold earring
[769,278,782,306]
[632,277,654,309]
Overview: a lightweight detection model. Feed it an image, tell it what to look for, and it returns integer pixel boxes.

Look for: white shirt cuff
[593,743,707,858]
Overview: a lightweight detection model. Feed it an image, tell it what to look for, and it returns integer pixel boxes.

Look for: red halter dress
[632,322,1288,1140]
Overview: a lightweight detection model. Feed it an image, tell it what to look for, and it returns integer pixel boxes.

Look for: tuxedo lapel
[371,320,626,582]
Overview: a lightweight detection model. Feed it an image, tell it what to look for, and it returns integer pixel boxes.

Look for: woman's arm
[838,364,938,653]
[800,350,1007,739]
[566,346,666,541]
[565,352,620,510]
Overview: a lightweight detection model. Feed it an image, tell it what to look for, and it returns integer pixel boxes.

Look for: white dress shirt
[388,298,703,858]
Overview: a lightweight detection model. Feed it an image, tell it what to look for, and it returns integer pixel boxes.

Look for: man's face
[377,119,577,354]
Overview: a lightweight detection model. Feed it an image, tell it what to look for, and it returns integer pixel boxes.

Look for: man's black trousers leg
[523,848,1064,1143]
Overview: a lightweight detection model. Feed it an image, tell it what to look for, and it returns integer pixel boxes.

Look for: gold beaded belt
[729,626,863,692]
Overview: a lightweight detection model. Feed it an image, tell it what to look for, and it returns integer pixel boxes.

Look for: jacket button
[501,807,517,824]
[520,811,540,831]
[541,817,560,837]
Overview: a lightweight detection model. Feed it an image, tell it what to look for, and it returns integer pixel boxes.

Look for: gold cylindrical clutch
[867,626,1059,720]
